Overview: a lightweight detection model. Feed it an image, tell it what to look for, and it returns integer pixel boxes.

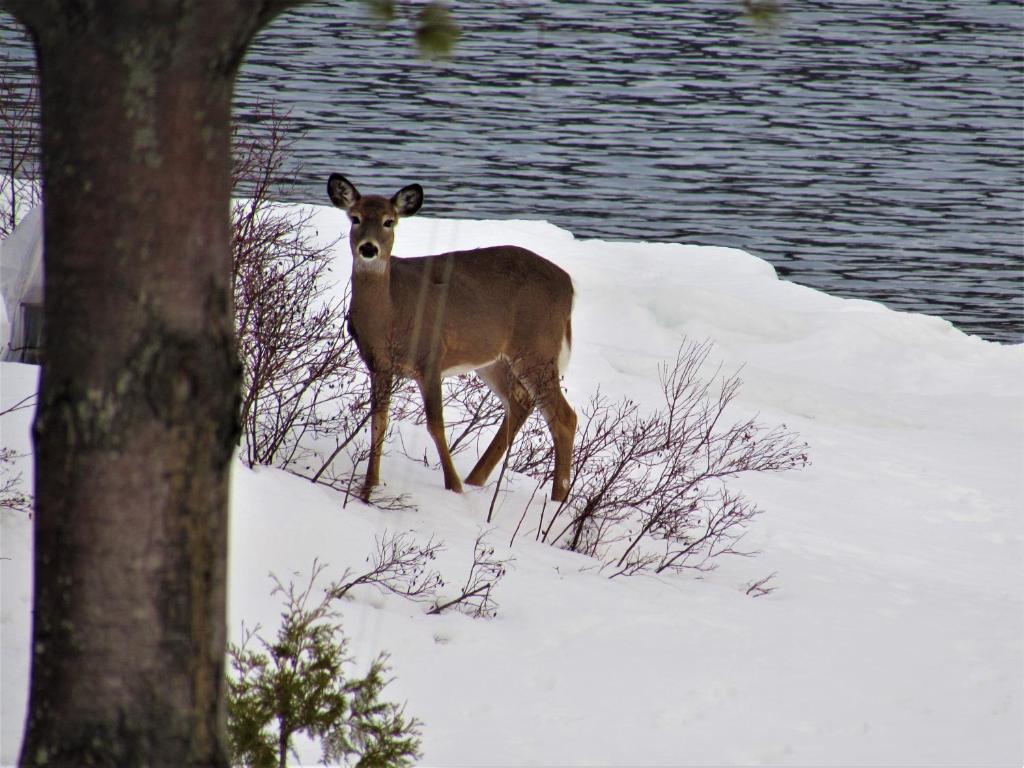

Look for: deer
[327,174,577,504]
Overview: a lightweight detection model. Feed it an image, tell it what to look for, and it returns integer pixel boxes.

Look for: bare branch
[745,572,779,598]
[428,532,512,619]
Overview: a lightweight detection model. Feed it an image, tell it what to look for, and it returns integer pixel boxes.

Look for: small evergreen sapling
[226,563,421,768]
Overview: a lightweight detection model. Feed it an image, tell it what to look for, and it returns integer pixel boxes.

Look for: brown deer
[327,174,577,503]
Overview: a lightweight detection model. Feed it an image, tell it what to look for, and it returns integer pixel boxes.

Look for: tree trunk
[1,2,305,765]
[278,720,290,768]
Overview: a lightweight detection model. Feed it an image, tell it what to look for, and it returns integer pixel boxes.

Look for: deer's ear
[327,174,360,210]
[392,184,423,218]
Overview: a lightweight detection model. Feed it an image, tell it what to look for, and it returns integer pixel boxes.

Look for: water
[3,1,1022,342]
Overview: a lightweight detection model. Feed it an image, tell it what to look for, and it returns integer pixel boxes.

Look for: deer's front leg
[418,373,463,493]
[363,370,392,501]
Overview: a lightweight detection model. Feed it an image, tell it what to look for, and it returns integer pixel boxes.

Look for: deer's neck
[349,266,397,370]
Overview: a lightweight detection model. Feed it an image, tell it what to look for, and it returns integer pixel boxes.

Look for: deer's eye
[383,219,395,228]
[350,215,361,225]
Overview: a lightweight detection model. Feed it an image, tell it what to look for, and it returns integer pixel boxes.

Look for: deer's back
[389,245,573,370]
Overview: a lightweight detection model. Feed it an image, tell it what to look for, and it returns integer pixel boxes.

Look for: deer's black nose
[359,242,379,259]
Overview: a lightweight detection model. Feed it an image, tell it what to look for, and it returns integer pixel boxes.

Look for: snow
[0,205,44,361]
[2,207,1022,765]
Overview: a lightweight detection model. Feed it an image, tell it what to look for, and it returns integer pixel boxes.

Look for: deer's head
[327,174,423,272]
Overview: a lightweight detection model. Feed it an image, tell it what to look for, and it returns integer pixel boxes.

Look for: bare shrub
[1,446,32,518]
[501,340,808,577]
[231,105,368,470]
[323,530,511,619]
[327,532,445,603]
[0,52,40,237]
[428,531,512,619]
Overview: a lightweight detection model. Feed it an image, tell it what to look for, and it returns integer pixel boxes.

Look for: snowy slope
[2,209,1022,765]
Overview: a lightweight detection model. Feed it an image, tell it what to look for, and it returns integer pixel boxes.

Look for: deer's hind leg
[523,362,576,503]
[465,361,533,488]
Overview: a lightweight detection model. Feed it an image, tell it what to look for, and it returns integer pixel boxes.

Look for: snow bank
[2,210,1021,765]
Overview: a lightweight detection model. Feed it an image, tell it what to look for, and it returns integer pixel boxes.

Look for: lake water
[3,1,1022,342]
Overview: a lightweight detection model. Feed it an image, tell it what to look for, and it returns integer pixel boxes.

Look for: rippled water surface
[3,1,1022,341]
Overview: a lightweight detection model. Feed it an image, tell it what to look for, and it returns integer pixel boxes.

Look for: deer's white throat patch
[352,255,387,274]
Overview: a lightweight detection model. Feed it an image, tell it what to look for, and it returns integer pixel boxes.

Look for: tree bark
[0,1,307,765]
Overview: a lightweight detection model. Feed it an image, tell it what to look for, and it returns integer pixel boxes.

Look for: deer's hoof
[550,478,570,503]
